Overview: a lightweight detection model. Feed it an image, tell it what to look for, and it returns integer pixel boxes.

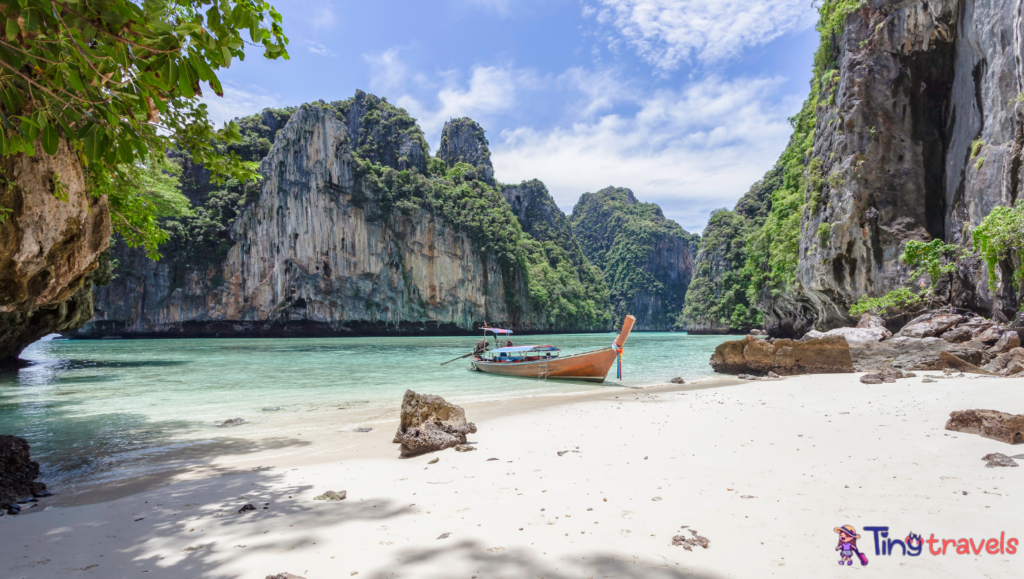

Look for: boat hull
[471,348,618,383]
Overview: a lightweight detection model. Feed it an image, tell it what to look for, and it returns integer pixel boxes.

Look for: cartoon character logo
[835,525,869,566]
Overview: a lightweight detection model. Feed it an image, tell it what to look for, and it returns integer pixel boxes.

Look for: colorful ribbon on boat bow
[615,344,624,380]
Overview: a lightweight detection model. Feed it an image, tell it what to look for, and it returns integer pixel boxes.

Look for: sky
[202,0,821,233]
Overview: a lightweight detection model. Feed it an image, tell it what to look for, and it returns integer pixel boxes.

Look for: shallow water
[0,332,728,496]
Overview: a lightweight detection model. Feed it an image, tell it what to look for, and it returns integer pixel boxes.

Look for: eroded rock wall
[0,138,111,363]
[765,0,1024,335]
[82,103,509,338]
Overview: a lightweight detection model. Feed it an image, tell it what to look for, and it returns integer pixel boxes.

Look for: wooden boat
[469,315,636,383]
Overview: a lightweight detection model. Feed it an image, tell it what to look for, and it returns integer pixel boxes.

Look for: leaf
[41,123,58,155]
[80,125,101,161]
[5,18,19,41]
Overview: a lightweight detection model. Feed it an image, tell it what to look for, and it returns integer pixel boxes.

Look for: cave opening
[900,39,956,241]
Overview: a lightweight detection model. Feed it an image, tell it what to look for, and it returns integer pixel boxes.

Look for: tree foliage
[972,200,1024,292]
[0,0,289,252]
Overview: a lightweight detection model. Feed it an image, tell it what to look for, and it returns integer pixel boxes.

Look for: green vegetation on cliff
[676,0,862,332]
[570,187,697,328]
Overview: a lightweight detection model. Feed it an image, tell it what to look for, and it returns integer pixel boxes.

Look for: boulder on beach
[0,435,48,509]
[895,313,962,339]
[802,326,890,344]
[989,331,1020,354]
[857,314,886,329]
[940,326,973,343]
[709,335,853,376]
[393,390,477,457]
[982,347,1024,376]
[945,410,1024,445]
[314,490,347,501]
[848,337,983,372]
[938,351,991,374]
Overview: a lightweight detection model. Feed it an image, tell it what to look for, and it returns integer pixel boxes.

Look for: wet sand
[3,372,1023,578]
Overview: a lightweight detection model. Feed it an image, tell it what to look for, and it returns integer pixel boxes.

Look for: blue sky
[203,0,820,233]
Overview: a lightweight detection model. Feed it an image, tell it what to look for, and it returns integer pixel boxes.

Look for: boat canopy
[482,327,513,335]
[492,345,560,353]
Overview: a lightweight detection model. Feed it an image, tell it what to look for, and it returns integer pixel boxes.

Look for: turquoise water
[0,332,727,496]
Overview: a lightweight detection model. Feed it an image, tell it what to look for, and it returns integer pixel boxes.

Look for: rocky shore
[712,311,1024,377]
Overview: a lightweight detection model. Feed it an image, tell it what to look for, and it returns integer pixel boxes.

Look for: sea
[0,332,729,498]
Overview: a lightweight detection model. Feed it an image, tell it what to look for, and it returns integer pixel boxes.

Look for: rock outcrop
[78,95,514,338]
[77,92,613,339]
[679,1,1024,337]
[709,335,854,375]
[945,409,1024,444]
[570,187,699,330]
[0,138,111,364]
[848,337,983,371]
[0,435,48,509]
[436,117,494,186]
[392,390,477,457]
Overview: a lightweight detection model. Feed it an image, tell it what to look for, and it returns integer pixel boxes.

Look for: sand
[3,372,1023,578]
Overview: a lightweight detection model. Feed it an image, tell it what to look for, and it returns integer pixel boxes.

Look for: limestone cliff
[0,138,111,364]
[770,0,1024,335]
[569,187,698,330]
[81,96,510,338]
[79,93,611,338]
[685,0,1024,337]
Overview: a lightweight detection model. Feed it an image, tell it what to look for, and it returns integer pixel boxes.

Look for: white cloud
[308,41,336,57]
[558,67,636,117]
[397,65,542,145]
[491,75,799,231]
[593,0,817,72]
[365,49,409,93]
[310,5,336,30]
[199,85,280,128]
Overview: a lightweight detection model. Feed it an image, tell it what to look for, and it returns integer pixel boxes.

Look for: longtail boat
[466,315,636,383]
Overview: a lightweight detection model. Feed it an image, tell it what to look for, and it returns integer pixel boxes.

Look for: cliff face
[437,117,495,186]
[678,168,780,334]
[82,97,511,338]
[501,179,612,330]
[687,0,1024,337]
[569,187,698,330]
[0,138,111,363]
[767,0,1023,335]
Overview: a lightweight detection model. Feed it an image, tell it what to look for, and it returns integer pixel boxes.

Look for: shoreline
[3,371,1022,578]
[45,375,743,508]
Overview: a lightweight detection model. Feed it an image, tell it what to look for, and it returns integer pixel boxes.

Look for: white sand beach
[3,372,1023,578]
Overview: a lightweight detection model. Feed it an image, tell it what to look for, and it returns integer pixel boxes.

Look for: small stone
[238,504,257,513]
[860,374,885,384]
[740,495,756,499]
[265,574,306,579]
[428,458,439,464]
[981,453,1019,468]
[768,371,780,378]
[437,533,450,540]
[669,377,685,384]
[218,418,245,427]
[962,491,968,495]
[182,546,203,552]
[262,407,281,412]
[314,491,347,502]
[354,427,372,433]
[652,497,662,501]
[454,444,476,452]
[486,458,499,461]
[922,378,936,383]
